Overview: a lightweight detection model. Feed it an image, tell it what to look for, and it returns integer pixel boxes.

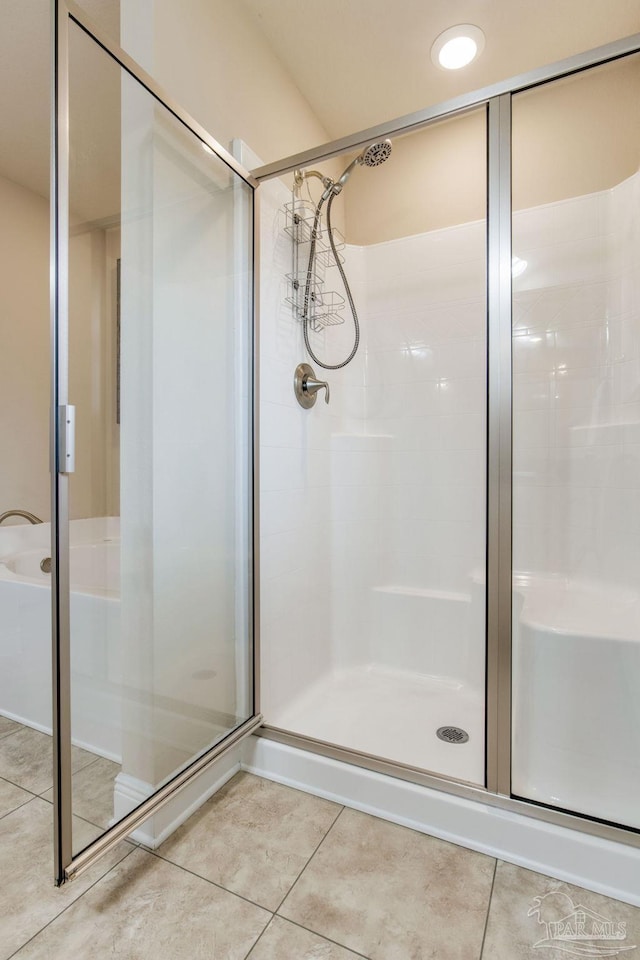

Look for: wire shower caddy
[284,198,346,332]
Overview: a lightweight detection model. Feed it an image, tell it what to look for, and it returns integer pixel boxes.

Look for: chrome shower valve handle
[294,362,330,408]
[305,374,330,403]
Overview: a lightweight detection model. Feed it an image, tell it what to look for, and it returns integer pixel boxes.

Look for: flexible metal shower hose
[302,191,360,370]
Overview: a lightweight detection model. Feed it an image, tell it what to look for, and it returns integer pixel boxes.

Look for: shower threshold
[269,664,484,785]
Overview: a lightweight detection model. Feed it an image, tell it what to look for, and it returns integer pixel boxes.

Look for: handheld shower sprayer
[319,139,393,200]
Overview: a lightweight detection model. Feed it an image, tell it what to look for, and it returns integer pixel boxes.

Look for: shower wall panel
[326,224,488,699]
[261,191,487,782]
[261,212,488,711]
[512,178,640,586]
[363,225,487,592]
[511,170,640,828]
[258,174,364,720]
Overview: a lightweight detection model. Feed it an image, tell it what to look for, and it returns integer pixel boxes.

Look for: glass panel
[511,54,640,828]
[68,21,253,853]
[259,110,487,785]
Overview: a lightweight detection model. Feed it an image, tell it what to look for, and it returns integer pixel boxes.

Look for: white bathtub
[1,524,120,596]
[0,517,122,761]
[512,573,640,831]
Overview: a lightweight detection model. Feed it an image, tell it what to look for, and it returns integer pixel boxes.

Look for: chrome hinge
[58,404,76,474]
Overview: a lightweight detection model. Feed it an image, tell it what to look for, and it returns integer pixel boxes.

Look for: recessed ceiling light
[431,25,485,71]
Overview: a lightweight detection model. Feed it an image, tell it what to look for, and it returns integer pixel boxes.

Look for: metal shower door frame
[51,0,262,885]
[252,32,640,848]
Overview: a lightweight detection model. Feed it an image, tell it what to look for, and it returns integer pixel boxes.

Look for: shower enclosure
[2,0,638,890]
[254,37,640,847]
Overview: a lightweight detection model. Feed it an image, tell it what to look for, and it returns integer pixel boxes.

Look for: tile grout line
[0,722,31,739]
[273,803,346,916]
[71,754,102,778]
[0,758,108,817]
[144,802,347,932]
[36,788,113,833]
[281,916,371,959]
[0,738,102,799]
[241,914,275,960]
[0,793,39,824]
[37,756,103,800]
[5,843,138,960]
[478,858,498,960]
[146,847,277,916]
[0,730,23,743]
[0,773,48,800]
[242,914,371,960]
[0,774,43,797]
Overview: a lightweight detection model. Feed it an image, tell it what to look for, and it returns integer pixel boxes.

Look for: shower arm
[293,168,334,192]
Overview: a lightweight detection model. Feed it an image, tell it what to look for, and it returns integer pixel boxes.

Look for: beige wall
[122,0,331,168]
[345,54,640,244]
[3,5,640,525]
[512,54,640,210]
[0,176,50,521]
[0,174,118,523]
[121,6,639,245]
[2,0,335,527]
[344,110,486,245]
[121,0,346,224]
[68,222,120,519]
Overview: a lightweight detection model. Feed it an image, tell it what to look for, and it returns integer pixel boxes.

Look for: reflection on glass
[511,55,640,829]
[68,21,252,853]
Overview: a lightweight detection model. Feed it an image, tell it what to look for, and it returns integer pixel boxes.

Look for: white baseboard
[0,709,52,738]
[242,736,640,908]
[112,745,242,847]
[0,709,121,764]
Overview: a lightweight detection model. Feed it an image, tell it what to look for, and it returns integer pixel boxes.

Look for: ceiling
[240,0,640,139]
[1,0,639,211]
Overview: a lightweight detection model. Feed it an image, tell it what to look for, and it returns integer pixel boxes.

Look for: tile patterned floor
[0,724,638,959]
[0,725,97,796]
[0,721,121,831]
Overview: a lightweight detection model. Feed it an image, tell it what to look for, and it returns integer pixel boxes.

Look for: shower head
[322,139,393,199]
[359,139,393,167]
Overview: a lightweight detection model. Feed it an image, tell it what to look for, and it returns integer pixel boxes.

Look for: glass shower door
[510,54,640,829]
[53,6,257,880]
